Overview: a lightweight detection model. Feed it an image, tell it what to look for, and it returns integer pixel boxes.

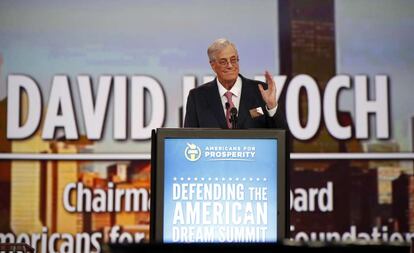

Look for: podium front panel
[152,129,286,243]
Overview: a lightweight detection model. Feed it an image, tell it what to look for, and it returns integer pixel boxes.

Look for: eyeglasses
[214,57,239,67]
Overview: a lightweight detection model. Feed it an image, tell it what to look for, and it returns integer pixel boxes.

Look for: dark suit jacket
[184,75,287,129]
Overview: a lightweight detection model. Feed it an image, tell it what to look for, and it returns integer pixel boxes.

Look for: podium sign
[151,129,287,243]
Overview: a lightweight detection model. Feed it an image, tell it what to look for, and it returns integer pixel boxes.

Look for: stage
[109,241,411,253]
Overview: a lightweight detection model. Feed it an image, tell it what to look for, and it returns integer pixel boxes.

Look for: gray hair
[207,38,238,62]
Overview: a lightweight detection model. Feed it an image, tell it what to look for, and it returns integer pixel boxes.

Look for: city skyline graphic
[0,0,413,250]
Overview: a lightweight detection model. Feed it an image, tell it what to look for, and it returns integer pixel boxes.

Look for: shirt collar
[216,76,242,98]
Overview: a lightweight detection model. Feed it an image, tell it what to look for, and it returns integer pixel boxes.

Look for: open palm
[258,70,277,109]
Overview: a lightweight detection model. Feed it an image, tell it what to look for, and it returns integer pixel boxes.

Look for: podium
[0,243,35,253]
[150,128,288,243]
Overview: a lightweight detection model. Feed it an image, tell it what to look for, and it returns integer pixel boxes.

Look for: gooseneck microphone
[225,102,238,129]
[230,107,238,129]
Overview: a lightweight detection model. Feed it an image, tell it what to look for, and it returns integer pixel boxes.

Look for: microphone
[230,107,238,129]
[225,102,230,110]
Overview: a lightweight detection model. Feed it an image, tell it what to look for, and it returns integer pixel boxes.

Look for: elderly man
[184,38,286,129]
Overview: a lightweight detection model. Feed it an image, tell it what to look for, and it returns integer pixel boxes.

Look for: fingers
[258,83,265,94]
[265,70,273,84]
[265,70,275,89]
[261,71,276,93]
[261,71,277,108]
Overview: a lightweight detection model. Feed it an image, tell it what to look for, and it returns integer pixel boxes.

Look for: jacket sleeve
[267,108,288,130]
[184,90,199,128]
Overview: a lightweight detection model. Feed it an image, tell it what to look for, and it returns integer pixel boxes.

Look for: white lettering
[78,75,112,139]
[355,75,389,138]
[323,75,352,139]
[42,75,78,139]
[131,76,165,139]
[7,75,41,139]
[286,74,321,140]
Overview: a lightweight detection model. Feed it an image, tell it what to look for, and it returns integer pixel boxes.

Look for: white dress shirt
[216,77,277,117]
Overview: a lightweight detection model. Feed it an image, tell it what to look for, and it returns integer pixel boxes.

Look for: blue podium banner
[163,138,278,243]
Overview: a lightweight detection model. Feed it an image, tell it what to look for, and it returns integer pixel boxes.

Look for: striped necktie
[224,91,235,128]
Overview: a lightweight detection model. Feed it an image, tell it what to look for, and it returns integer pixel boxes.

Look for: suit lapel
[238,75,252,128]
[206,79,228,129]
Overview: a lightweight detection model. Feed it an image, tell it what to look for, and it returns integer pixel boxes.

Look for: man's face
[210,45,239,85]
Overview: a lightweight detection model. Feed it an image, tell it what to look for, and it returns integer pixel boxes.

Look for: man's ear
[209,61,217,73]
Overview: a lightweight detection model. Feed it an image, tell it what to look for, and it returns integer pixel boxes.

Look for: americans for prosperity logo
[184,143,256,162]
[185,143,202,161]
